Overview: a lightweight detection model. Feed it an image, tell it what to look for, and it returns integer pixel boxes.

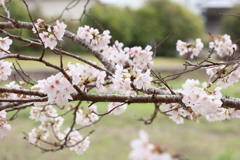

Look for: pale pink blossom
[209,34,237,57]
[76,105,99,126]
[65,129,90,155]
[0,36,12,51]
[53,20,67,40]
[33,73,77,106]
[108,102,127,115]
[182,79,222,116]
[176,38,203,59]
[0,110,11,138]
[28,126,49,144]
[77,25,111,51]
[0,60,12,81]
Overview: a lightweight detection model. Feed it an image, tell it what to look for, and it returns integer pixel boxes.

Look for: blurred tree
[133,0,204,57]
[83,4,134,45]
[83,0,204,57]
[221,5,240,41]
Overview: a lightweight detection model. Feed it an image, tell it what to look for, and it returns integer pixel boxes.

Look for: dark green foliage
[83,4,134,45]
[221,5,240,40]
[83,0,204,57]
[133,0,204,56]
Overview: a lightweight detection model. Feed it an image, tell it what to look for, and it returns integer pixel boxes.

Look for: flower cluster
[0,36,12,57]
[102,41,129,66]
[30,105,64,131]
[33,19,67,50]
[0,36,13,81]
[75,105,99,126]
[64,129,90,155]
[206,107,240,122]
[126,45,154,70]
[107,102,127,115]
[0,0,4,5]
[28,104,91,155]
[33,73,77,106]
[209,34,237,57]
[77,25,111,51]
[182,79,222,116]
[176,38,203,59]
[206,64,240,88]
[0,110,11,139]
[0,60,12,81]
[66,62,105,90]
[129,130,178,160]
[76,26,154,95]
[160,103,192,124]
[28,126,49,145]
[110,64,152,95]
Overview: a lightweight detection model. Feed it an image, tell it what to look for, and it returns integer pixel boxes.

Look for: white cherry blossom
[0,110,11,138]
[176,38,203,59]
[0,60,12,81]
[107,102,127,115]
[209,34,237,57]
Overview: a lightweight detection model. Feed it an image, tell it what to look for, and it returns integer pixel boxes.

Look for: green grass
[6,53,185,71]
[6,54,100,71]
[2,102,240,160]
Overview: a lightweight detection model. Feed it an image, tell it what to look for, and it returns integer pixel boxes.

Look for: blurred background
[1,0,240,160]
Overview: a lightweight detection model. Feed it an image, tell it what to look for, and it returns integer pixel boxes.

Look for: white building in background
[25,0,98,19]
[165,0,240,33]
[198,0,240,33]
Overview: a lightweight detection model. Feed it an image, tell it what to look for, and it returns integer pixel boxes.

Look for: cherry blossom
[0,0,4,5]
[206,64,240,88]
[0,60,12,81]
[0,36,12,57]
[66,62,101,87]
[28,126,49,145]
[107,102,127,115]
[110,64,132,95]
[102,41,129,66]
[0,110,11,138]
[29,105,64,131]
[96,71,106,89]
[160,103,192,124]
[209,34,237,57]
[182,79,222,116]
[65,129,90,155]
[126,45,154,70]
[33,73,77,106]
[129,130,178,160]
[33,19,66,50]
[206,108,240,122]
[39,32,57,50]
[0,36,12,51]
[133,69,152,90]
[53,20,67,40]
[176,38,203,59]
[75,105,99,126]
[77,25,111,51]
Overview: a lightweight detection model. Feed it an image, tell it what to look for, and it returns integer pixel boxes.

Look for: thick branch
[0,87,46,97]
[1,86,240,110]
